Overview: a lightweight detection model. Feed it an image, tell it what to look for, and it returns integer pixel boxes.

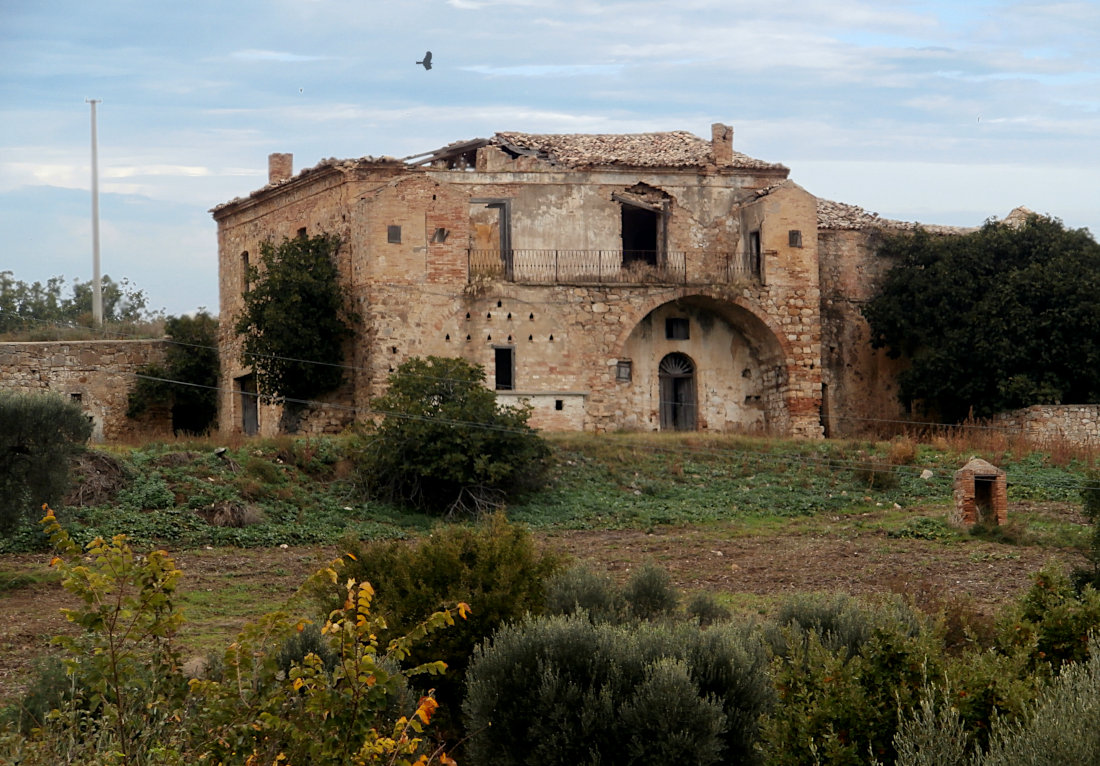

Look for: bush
[998,564,1100,671]
[686,591,731,627]
[463,614,774,765]
[322,513,560,736]
[544,564,625,623]
[355,356,551,516]
[761,595,934,766]
[0,392,92,532]
[622,562,679,620]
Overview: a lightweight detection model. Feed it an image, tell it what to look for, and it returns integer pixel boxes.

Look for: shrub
[1073,468,1100,589]
[544,564,625,623]
[998,564,1100,671]
[686,591,732,626]
[323,513,560,735]
[0,392,92,532]
[622,562,679,620]
[761,596,934,766]
[463,614,774,765]
[355,356,551,516]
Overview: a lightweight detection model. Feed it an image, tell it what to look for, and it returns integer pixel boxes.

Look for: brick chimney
[711,123,733,167]
[268,153,293,184]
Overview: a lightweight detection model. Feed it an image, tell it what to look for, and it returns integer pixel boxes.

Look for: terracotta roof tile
[492,131,786,170]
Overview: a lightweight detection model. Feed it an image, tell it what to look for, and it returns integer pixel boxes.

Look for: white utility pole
[87,98,103,326]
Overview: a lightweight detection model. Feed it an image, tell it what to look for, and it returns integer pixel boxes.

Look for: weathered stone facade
[0,340,172,441]
[209,125,956,438]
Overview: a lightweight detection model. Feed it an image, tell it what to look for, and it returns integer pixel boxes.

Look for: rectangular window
[494,346,515,390]
[616,360,633,382]
[297,227,307,238]
[749,230,762,279]
[387,225,402,244]
[241,251,250,292]
[69,392,82,404]
[788,229,803,248]
[665,317,690,340]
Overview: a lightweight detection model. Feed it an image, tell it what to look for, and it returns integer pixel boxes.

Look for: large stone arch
[612,291,814,434]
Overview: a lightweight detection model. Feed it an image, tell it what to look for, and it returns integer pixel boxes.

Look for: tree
[0,392,92,532]
[127,312,219,434]
[234,233,358,430]
[356,356,551,515]
[0,271,154,334]
[863,214,1100,421]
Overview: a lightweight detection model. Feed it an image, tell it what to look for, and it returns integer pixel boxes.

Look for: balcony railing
[468,249,761,285]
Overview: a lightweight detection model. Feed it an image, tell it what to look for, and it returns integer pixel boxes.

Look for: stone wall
[991,405,1100,446]
[0,340,171,442]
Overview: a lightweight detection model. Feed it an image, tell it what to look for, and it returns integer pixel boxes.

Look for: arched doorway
[659,353,696,431]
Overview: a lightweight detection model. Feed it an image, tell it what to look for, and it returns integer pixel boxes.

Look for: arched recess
[615,294,792,433]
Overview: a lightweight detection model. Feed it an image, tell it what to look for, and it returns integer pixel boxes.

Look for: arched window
[659,353,696,431]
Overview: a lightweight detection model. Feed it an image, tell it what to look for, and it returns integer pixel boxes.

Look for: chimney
[268,153,293,184]
[711,123,733,167]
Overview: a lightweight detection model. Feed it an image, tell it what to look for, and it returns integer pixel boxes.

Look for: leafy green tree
[233,233,357,430]
[863,214,1100,421]
[0,271,153,334]
[356,356,551,515]
[0,392,92,532]
[127,312,219,434]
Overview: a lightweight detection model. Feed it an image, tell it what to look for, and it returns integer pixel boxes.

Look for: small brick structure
[952,458,1007,528]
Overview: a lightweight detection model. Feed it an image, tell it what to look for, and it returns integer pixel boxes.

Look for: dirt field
[0,502,1085,704]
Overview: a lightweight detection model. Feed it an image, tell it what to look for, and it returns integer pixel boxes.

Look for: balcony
[468,249,762,286]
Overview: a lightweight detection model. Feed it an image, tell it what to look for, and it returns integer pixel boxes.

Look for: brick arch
[612,289,792,363]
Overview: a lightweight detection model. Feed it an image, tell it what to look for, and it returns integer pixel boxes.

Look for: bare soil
[1,502,1085,705]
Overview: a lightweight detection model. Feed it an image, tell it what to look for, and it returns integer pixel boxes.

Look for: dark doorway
[237,374,258,436]
[470,199,512,278]
[659,353,696,431]
[622,205,658,266]
[975,476,996,524]
[494,346,515,390]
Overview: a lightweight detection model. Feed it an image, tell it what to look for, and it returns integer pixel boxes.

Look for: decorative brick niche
[952,458,1007,528]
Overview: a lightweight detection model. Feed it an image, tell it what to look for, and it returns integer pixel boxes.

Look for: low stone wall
[991,404,1100,446]
[0,340,172,442]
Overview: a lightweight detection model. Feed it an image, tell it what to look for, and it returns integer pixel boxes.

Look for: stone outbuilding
[952,457,1008,528]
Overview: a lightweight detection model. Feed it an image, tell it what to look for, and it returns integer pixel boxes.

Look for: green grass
[0,432,1092,554]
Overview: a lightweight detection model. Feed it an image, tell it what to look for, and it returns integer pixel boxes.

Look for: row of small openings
[444,334,555,342]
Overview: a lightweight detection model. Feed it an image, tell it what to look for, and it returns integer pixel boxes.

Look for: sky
[1,0,1098,317]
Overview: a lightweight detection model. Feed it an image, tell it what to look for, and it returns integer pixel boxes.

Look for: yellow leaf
[49,557,62,568]
[345,552,357,561]
[293,678,305,690]
[457,602,472,620]
[415,695,439,725]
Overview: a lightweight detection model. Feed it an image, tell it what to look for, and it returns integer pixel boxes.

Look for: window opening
[470,198,512,279]
[665,317,690,340]
[69,392,83,404]
[616,360,633,382]
[387,225,402,244]
[431,227,449,243]
[297,227,307,238]
[748,230,762,279]
[555,399,564,411]
[788,229,803,248]
[237,374,259,436]
[241,251,250,292]
[659,353,696,431]
[494,346,515,391]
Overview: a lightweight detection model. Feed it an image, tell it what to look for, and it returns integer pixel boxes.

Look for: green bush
[544,564,625,623]
[0,392,92,532]
[463,614,774,765]
[322,513,560,735]
[622,562,679,620]
[355,356,551,516]
[893,651,1100,766]
[761,596,935,766]
[998,564,1100,671]
[686,591,731,627]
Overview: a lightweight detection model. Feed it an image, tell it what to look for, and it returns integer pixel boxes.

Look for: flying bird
[417,51,432,70]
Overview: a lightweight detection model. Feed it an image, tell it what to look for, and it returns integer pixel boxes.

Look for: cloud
[462,63,624,77]
[230,49,330,63]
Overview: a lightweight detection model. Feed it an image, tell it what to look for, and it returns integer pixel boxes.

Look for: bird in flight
[417,51,432,70]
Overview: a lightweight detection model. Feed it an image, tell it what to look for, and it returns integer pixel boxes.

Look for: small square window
[431,227,449,243]
[665,317,690,340]
[554,399,564,411]
[387,225,402,244]
[788,229,803,248]
[297,227,307,238]
[69,392,82,404]
[616,360,633,382]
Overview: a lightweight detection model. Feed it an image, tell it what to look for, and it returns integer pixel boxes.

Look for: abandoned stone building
[212,124,940,438]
